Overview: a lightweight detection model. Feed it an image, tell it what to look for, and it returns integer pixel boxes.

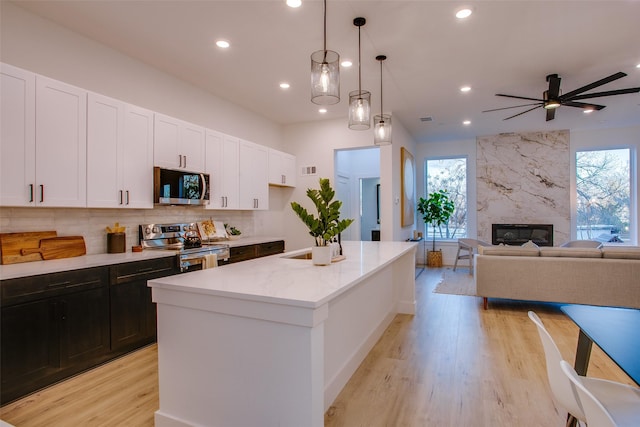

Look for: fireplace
[492,224,553,246]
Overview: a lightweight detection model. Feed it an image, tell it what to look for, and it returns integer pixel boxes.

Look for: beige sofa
[475,245,640,309]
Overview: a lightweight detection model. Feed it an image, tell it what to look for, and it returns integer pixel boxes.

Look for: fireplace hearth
[492,224,553,246]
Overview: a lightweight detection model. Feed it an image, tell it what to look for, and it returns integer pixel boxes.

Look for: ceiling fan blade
[546,108,556,121]
[562,101,606,110]
[565,87,640,101]
[561,72,627,99]
[482,102,542,113]
[503,105,542,120]
[496,94,545,102]
[547,74,561,98]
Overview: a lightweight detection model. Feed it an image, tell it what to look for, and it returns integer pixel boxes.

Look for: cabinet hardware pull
[48,280,72,289]
[184,155,187,168]
[119,190,123,205]
[29,184,34,202]
[126,190,130,205]
[40,184,44,203]
[137,267,154,273]
[179,154,183,168]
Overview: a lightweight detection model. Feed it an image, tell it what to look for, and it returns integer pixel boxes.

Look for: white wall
[282,117,417,250]
[1,2,283,148]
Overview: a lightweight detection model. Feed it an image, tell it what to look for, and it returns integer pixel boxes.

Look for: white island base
[149,241,417,427]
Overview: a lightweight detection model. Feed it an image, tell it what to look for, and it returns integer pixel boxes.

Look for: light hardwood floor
[1,268,634,426]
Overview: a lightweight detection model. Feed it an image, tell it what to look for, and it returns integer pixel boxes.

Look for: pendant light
[348,17,371,130]
[373,55,392,145]
[311,0,340,105]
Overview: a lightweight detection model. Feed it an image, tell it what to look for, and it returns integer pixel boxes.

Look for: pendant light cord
[358,25,362,95]
[322,0,327,61]
[379,59,383,114]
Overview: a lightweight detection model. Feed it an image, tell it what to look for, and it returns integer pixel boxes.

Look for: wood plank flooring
[1,268,634,426]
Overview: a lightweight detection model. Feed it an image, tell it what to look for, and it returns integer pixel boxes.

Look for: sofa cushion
[478,245,540,256]
[539,247,602,258]
[521,240,539,249]
[601,246,640,260]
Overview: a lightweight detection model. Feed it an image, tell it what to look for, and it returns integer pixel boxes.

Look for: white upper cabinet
[268,148,296,187]
[87,93,153,209]
[205,130,239,210]
[35,76,87,207]
[1,63,36,206]
[154,113,205,172]
[239,140,269,210]
[1,64,87,208]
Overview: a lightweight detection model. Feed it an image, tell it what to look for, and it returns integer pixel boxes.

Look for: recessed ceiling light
[636,63,640,69]
[216,40,230,49]
[463,120,471,125]
[341,60,353,68]
[319,108,327,114]
[286,0,302,7]
[279,83,290,89]
[456,8,472,19]
[583,108,594,114]
[460,86,471,92]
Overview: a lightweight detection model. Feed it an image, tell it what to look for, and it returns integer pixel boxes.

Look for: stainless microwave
[153,167,210,205]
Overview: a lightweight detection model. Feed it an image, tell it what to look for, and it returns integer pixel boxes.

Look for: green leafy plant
[291,178,354,246]
[417,189,455,251]
[224,224,241,236]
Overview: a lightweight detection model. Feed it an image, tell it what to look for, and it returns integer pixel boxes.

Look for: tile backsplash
[0,206,256,255]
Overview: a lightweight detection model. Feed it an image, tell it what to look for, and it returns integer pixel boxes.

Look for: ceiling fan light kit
[310,0,340,105]
[348,17,371,130]
[484,72,640,121]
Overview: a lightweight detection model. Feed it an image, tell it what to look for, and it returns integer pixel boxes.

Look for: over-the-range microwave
[153,167,210,206]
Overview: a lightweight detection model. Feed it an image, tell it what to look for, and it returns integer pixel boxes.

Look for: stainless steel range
[139,222,230,272]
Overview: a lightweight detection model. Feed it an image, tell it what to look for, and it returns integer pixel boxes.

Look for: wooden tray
[0,231,58,264]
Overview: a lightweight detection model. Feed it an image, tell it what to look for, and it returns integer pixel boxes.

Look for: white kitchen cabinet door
[35,76,87,207]
[239,140,269,210]
[268,148,296,187]
[122,105,154,208]
[1,63,36,206]
[87,93,154,209]
[205,131,239,210]
[154,113,205,172]
[87,93,123,208]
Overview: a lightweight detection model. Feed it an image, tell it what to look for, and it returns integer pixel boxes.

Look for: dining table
[561,304,640,385]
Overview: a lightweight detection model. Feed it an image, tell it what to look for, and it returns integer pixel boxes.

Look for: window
[576,148,631,243]
[425,157,467,240]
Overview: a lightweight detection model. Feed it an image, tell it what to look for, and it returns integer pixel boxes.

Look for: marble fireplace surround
[477,130,570,246]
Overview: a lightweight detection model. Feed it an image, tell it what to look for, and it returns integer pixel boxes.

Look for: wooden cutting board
[0,231,58,264]
[20,236,86,261]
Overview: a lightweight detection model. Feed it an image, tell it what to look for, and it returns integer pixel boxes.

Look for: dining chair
[529,311,640,427]
[560,360,640,427]
[452,238,491,274]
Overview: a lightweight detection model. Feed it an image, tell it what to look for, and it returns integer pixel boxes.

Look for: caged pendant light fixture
[311,0,340,105]
[373,55,392,145]
[348,17,371,130]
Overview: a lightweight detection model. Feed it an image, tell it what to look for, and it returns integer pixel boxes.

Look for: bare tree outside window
[576,148,630,243]
[425,157,467,240]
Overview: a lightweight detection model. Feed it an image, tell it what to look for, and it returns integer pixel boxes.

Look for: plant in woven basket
[417,189,455,252]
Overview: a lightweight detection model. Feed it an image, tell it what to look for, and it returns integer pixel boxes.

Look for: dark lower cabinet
[1,266,110,405]
[229,240,284,264]
[110,257,178,353]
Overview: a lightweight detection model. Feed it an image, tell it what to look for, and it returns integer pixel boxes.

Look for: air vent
[301,165,317,176]
[420,116,433,122]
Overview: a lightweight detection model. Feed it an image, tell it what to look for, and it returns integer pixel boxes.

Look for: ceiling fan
[483,72,640,121]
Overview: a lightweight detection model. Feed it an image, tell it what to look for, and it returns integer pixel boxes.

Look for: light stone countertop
[149,240,417,309]
[0,236,284,281]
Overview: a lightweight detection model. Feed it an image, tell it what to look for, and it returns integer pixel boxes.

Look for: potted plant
[417,189,455,267]
[291,178,354,265]
[224,224,242,240]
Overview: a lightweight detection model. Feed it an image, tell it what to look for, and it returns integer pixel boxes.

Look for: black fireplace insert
[492,224,553,246]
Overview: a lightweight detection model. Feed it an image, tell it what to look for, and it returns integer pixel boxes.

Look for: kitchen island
[148,240,417,427]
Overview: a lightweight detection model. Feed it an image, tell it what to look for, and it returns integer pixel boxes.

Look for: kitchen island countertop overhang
[149,240,417,427]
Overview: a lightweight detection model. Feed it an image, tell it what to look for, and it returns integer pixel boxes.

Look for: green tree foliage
[417,190,455,251]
